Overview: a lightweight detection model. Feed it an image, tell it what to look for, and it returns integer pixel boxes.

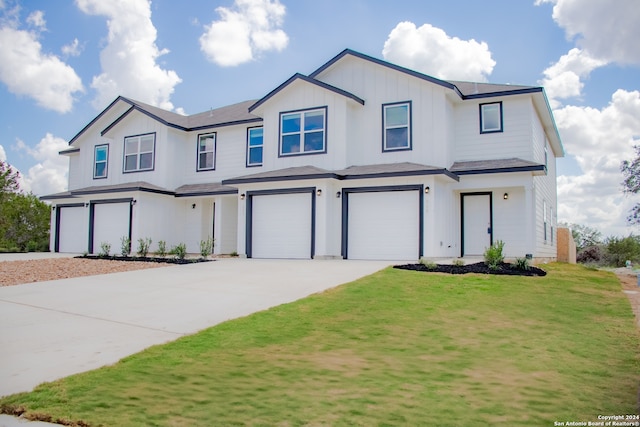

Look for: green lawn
[2,263,639,426]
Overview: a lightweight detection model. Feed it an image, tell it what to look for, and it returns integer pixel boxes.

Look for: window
[197,133,216,171]
[124,133,155,172]
[480,102,503,133]
[543,200,548,242]
[280,107,326,156]
[550,207,554,243]
[93,144,108,179]
[383,101,411,151]
[247,127,263,166]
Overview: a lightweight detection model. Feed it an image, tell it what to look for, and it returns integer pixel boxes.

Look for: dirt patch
[0,257,168,287]
[612,268,640,329]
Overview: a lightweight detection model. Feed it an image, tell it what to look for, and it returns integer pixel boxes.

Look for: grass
[1,263,639,426]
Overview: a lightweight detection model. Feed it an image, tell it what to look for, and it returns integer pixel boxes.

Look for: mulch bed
[76,255,213,265]
[394,262,547,276]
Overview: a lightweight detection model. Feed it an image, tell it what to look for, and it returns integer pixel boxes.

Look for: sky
[0,0,639,238]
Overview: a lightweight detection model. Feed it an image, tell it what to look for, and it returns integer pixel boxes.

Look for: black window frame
[246,126,264,167]
[382,100,412,152]
[479,101,503,134]
[196,132,217,172]
[93,144,109,179]
[123,132,156,173]
[278,106,327,157]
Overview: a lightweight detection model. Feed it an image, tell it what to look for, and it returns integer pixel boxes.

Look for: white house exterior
[43,49,564,261]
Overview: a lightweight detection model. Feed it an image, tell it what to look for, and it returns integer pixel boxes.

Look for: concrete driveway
[0,258,391,398]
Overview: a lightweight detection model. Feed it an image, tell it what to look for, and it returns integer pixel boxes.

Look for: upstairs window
[94,144,109,179]
[124,133,155,173]
[280,107,326,156]
[247,127,263,167]
[383,101,411,151]
[480,102,503,133]
[197,133,216,171]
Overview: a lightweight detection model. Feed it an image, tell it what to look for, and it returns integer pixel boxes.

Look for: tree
[621,145,640,224]
[559,222,602,250]
[0,160,51,252]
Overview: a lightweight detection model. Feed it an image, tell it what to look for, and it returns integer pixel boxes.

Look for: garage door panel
[92,203,130,254]
[252,193,312,259]
[348,191,419,260]
[58,206,88,253]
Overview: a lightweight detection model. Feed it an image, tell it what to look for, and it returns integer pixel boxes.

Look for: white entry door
[347,190,420,260]
[251,192,312,259]
[462,193,492,256]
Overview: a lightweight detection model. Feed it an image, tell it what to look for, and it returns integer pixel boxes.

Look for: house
[42,48,563,261]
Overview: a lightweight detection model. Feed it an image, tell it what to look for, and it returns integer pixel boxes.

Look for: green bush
[419,258,437,270]
[136,237,152,258]
[515,257,530,271]
[120,236,131,257]
[99,242,111,257]
[156,240,167,257]
[199,236,214,259]
[171,243,187,260]
[605,235,640,267]
[483,240,505,270]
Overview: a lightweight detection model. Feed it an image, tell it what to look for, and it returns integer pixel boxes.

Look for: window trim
[246,126,264,167]
[196,132,217,172]
[382,101,412,152]
[479,101,503,134]
[123,132,156,174]
[278,106,327,157]
[93,144,109,179]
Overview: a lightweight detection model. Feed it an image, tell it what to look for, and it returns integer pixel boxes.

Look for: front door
[462,193,492,256]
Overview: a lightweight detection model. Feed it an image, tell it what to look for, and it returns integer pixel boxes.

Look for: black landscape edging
[75,255,213,265]
[394,262,546,276]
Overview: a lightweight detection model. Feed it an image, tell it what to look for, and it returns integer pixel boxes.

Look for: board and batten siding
[453,96,535,163]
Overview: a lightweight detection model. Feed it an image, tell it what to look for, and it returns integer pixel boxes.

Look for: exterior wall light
[52,205,56,211]
[336,191,341,198]
[425,186,430,194]
[316,189,322,196]
[240,193,245,200]
[503,193,509,200]
[131,199,137,206]
[191,203,196,209]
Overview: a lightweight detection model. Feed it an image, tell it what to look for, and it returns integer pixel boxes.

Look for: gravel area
[0,258,168,287]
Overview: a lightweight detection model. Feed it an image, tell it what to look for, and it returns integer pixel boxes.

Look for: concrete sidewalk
[0,258,391,399]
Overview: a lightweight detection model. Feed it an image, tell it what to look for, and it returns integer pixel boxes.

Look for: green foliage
[199,236,214,259]
[230,251,238,257]
[604,235,640,267]
[419,258,437,270]
[515,257,530,271]
[99,242,111,257]
[120,236,131,257]
[156,240,167,257]
[483,240,505,270]
[452,258,465,266]
[136,237,152,258]
[0,160,20,197]
[171,243,187,260]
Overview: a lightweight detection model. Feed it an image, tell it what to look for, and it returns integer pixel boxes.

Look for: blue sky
[1,0,639,238]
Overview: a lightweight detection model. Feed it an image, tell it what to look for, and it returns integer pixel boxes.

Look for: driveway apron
[0,258,390,398]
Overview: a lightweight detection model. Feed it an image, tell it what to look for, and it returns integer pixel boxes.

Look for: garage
[344,187,422,260]
[56,204,88,253]
[249,190,314,259]
[90,200,132,254]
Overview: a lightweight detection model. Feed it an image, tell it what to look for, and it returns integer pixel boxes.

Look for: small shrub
[156,240,167,257]
[199,236,214,259]
[577,245,604,264]
[136,237,152,258]
[99,242,111,257]
[230,251,239,257]
[419,258,437,270]
[171,243,187,260]
[120,236,131,257]
[484,240,505,270]
[515,257,530,271]
[452,259,465,267]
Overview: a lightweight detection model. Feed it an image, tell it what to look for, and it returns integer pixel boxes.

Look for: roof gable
[248,73,365,113]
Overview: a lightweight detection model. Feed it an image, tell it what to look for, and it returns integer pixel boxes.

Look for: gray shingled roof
[336,162,454,178]
[450,158,545,175]
[224,166,337,184]
[70,181,174,196]
[175,183,238,196]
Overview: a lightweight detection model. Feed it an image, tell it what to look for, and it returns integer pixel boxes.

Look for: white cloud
[540,48,606,107]
[0,144,6,162]
[26,10,45,30]
[199,0,288,67]
[556,90,640,236]
[15,134,68,195]
[0,25,84,113]
[76,0,181,110]
[382,21,496,82]
[545,0,640,65]
[61,38,82,57]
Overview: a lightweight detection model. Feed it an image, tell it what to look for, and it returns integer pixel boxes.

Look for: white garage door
[58,206,88,253]
[92,202,131,254]
[251,193,312,259]
[347,190,420,260]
